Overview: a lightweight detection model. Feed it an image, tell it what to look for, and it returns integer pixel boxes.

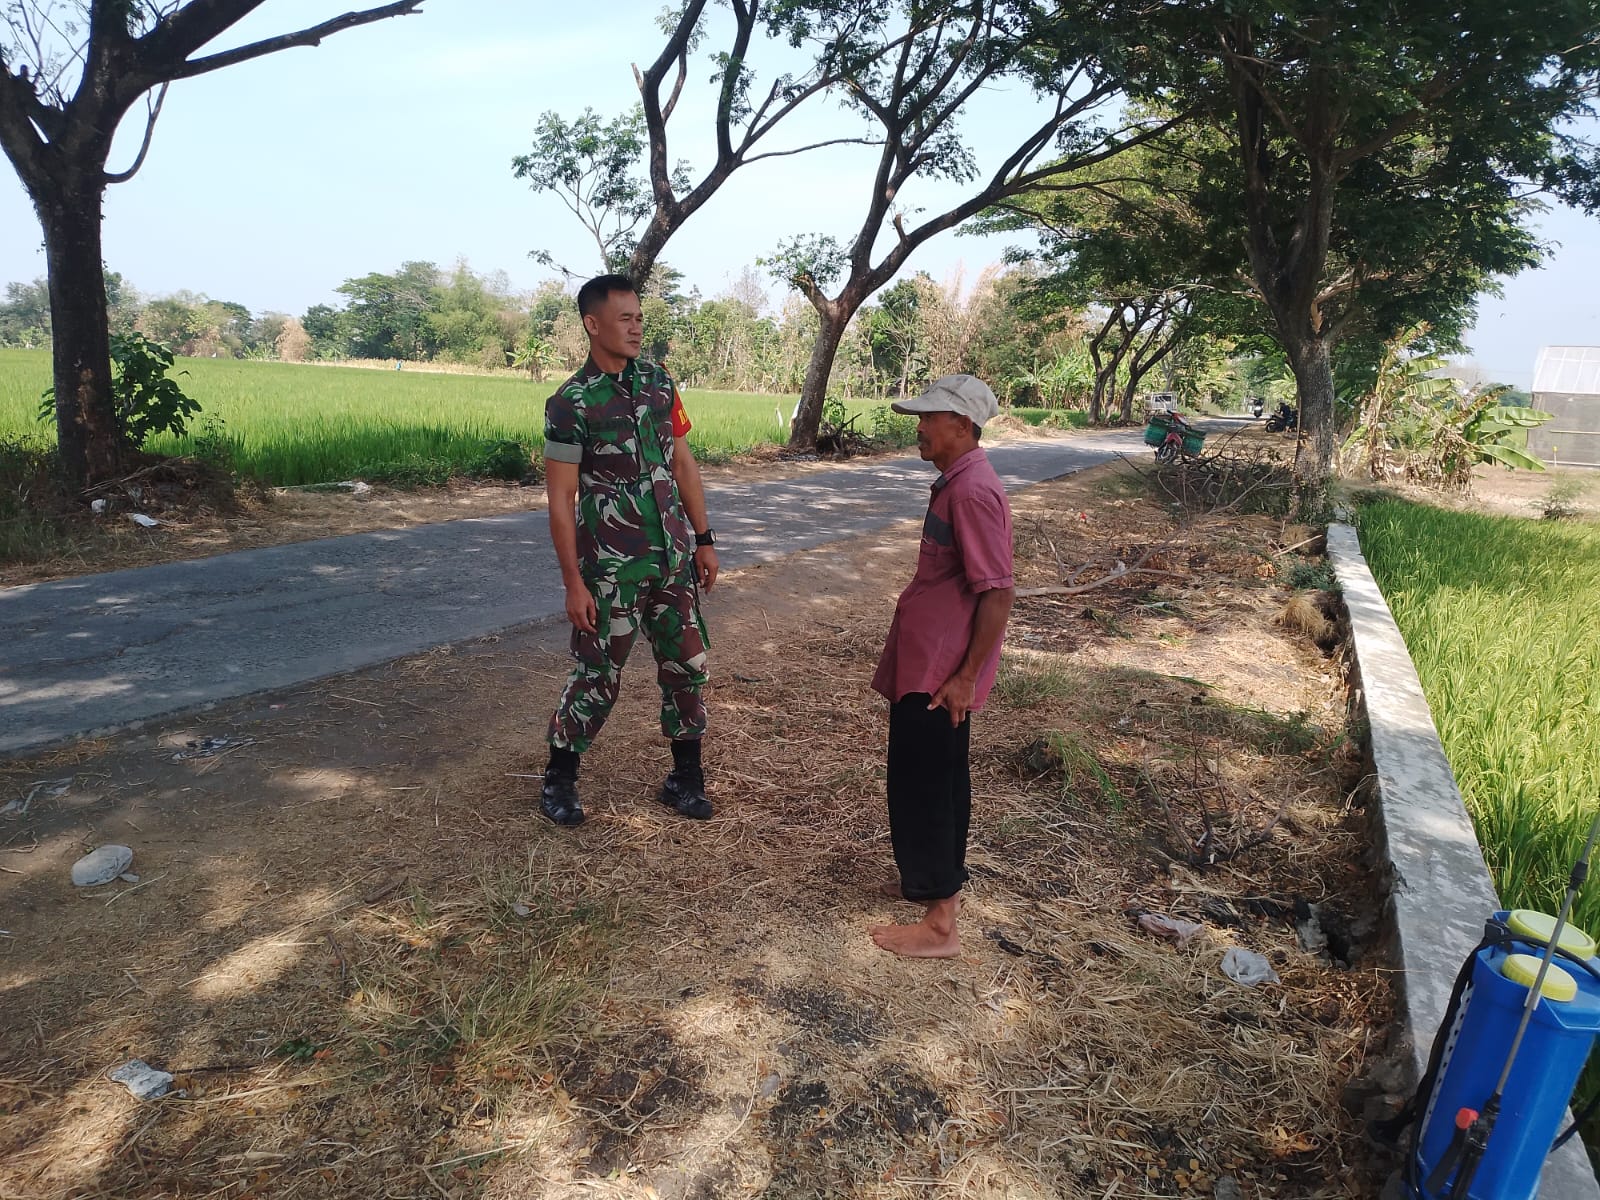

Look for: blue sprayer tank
[1414,910,1600,1199]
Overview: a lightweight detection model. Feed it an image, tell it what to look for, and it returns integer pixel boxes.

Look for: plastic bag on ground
[1220,946,1280,987]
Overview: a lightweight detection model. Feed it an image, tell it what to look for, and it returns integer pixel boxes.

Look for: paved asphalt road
[0,431,1148,757]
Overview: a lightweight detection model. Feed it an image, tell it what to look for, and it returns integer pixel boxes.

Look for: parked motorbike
[1264,403,1298,432]
[1248,396,1265,419]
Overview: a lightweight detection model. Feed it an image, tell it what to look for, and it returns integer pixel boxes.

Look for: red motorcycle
[1144,411,1206,464]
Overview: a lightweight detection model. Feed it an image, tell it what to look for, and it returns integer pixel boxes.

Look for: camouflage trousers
[547,567,710,753]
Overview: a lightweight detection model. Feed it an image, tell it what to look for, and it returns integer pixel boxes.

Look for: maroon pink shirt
[872,446,1015,710]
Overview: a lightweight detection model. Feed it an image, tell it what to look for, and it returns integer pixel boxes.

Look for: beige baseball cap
[891,374,1000,428]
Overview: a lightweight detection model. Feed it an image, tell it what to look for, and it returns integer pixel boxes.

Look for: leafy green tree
[766,0,1180,451]
[136,296,201,352]
[961,268,1088,406]
[104,270,140,335]
[528,281,570,340]
[0,276,50,347]
[977,132,1250,422]
[1151,0,1599,507]
[300,304,344,360]
[335,262,442,360]
[512,106,659,277]
[861,278,923,399]
[247,313,290,359]
[0,0,425,490]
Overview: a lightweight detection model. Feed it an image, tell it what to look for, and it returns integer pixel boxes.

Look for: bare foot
[870,896,961,958]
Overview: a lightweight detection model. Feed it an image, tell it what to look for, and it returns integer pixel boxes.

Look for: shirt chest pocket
[585,409,640,482]
[920,508,955,549]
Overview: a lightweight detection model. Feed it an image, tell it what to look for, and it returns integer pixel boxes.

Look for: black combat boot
[540,747,584,826]
[658,739,712,820]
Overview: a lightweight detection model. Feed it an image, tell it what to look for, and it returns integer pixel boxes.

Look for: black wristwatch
[695,528,716,547]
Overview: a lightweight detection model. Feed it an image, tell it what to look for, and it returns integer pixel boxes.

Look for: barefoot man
[870,375,1014,958]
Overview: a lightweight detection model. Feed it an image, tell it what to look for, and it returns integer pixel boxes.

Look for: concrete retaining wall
[1327,522,1598,1199]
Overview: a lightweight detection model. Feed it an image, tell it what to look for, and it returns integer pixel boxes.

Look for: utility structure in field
[1530,347,1600,469]
[0,0,426,493]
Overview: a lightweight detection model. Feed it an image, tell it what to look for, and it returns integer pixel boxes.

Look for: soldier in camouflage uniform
[539,275,720,827]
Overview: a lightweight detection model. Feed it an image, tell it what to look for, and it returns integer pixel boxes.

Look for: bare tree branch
[159,1,423,81]
[103,81,168,183]
[742,135,882,164]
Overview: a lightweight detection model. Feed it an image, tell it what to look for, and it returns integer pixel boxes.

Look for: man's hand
[565,582,598,634]
[694,544,720,592]
[929,673,976,727]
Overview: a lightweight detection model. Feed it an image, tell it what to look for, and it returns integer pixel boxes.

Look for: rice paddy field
[1356,498,1600,935]
[0,350,819,486]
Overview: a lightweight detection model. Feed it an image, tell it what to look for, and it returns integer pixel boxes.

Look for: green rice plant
[1357,498,1600,934]
[1,349,807,487]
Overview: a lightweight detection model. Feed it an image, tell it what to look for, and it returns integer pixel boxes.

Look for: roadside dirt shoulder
[0,459,1392,1199]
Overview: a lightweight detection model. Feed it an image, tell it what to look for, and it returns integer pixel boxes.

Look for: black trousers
[887,694,972,902]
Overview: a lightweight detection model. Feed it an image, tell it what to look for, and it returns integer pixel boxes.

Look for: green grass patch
[992,652,1083,707]
[1287,561,1337,591]
[1012,407,1090,430]
[1357,498,1600,928]
[340,864,621,1076]
[1,349,820,487]
[0,435,75,564]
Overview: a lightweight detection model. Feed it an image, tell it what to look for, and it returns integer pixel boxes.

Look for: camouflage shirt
[543,357,694,584]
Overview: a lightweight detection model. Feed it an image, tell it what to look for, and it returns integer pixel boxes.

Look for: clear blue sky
[2,0,1596,390]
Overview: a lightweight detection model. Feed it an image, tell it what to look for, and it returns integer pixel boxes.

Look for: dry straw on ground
[0,456,1393,1199]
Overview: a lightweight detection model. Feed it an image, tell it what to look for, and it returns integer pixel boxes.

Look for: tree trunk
[786,302,849,453]
[627,209,677,291]
[1285,335,1337,516]
[1120,370,1143,423]
[41,183,122,491]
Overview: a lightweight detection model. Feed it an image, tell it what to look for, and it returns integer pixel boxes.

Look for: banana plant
[1342,322,1552,489]
[1460,394,1553,471]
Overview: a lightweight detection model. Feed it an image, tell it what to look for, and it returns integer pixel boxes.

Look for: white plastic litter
[71,844,134,887]
[1219,946,1281,987]
[127,513,161,528]
[109,1059,174,1100]
[91,498,108,514]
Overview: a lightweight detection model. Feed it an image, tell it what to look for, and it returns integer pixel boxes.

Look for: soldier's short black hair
[577,274,638,317]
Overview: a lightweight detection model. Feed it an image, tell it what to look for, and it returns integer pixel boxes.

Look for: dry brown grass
[0,458,1391,1199]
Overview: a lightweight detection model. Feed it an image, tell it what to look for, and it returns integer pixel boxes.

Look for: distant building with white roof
[1531,346,1600,467]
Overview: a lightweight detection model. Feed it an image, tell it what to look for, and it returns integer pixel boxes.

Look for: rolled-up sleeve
[544,390,586,464]
[951,493,1014,592]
